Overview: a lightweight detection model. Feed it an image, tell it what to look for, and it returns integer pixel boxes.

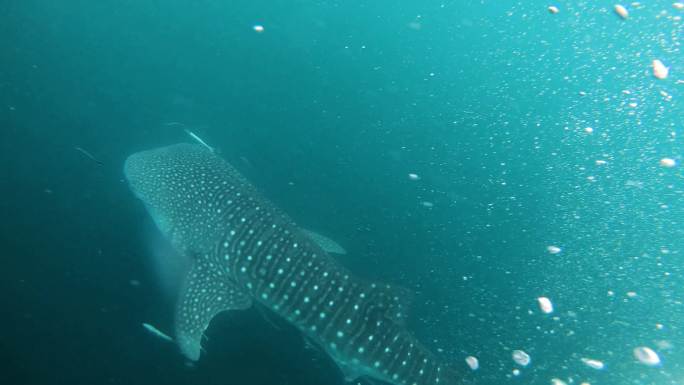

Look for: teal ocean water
[2,1,682,385]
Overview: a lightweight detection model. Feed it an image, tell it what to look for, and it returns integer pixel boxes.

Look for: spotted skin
[124,144,462,385]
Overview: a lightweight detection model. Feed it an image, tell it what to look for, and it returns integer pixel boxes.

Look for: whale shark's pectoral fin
[174,257,251,361]
[304,335,366,383]
[336,360,366,383]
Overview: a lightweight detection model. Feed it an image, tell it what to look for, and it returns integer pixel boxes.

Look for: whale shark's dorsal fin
[175,256,252,360]
[301,229,347,255]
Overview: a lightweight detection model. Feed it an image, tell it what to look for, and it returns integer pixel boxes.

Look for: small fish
[142,322,174,342]
[74,146,103,165]
[184,129,214,153]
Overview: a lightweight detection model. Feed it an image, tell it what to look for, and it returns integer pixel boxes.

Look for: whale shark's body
[124,143,461,385]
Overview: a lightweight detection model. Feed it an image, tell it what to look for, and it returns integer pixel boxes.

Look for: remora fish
[142,322,174,342]
[74,146,103,165]
[184,128,214,153]
[124,143,462,385]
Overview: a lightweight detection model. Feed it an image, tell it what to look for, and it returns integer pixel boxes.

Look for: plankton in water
[547,245,562,254]
[633,346,660,366]
[465,356,479,370]
[512,350,531,366]
[537,296,554,314]
[660,158,676,168]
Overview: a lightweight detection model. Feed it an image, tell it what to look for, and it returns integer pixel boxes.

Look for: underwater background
[1,1,683,384]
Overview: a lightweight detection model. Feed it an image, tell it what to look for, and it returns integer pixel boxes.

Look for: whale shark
[124,143,463,385]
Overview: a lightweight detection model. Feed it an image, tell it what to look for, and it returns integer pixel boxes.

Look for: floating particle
[656,340,673,350]
[548,5,560,14]
[581,358,605,370]
[626,291,637,298]
[512,350,531,366]
[584,127,594,134]
[656,323,664,330]
[633,346,660,366]
[628,102,638,108]
[578,91,587,96]
[408,21,422,30]
[660,157,676,167]
[537,297,554,313]
[614,4,629,19]
[408,173,421,180]
[465,356,479,370]
[674,2,684,10]
[595,159,607,165]
[624,180,643,188]
[420,201,434,208]
[512,368,521,376]
[253,24,264,32]
[547,245,562,254]
[551,379,568,385]
[653,60,669,79]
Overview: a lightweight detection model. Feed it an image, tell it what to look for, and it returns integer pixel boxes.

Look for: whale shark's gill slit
[124,143,462,385]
